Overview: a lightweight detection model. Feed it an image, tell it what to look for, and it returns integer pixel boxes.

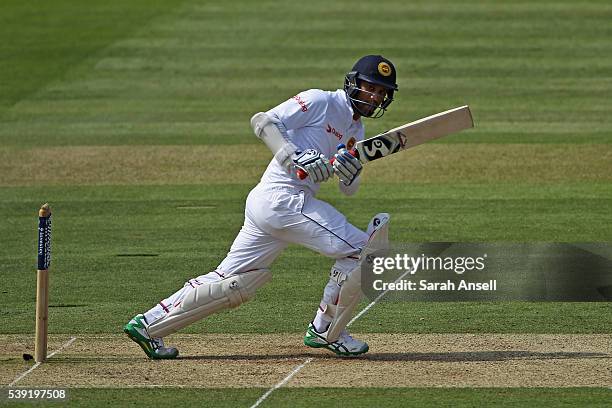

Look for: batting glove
[292,149,334,183]
[333,144,362,186]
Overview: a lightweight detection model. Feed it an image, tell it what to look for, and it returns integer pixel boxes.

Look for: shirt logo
[346,137,356,150]
[292,95,308,112]
[326,124,343,140]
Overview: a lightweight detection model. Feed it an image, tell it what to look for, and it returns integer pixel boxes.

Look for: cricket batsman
[124,55,398,359]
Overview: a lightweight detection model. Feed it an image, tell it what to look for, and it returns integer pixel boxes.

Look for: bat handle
[332,144,359,163]
[297,144,358,180]
[329,143,344,165]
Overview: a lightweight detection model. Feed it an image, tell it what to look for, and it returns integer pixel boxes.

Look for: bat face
[354,105,473,163]
[298,106,473,180]
[355,131,406,162]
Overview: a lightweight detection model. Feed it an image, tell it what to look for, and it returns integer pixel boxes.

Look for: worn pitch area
[1,144,610,187]
[2,334,610,388]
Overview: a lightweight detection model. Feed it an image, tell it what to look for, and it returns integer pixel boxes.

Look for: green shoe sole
[123,323,178,360]
[123,323,156,359]
[304,335,327,349]
[304,331,369,357]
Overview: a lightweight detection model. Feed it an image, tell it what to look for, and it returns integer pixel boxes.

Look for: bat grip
[296,146,359,180]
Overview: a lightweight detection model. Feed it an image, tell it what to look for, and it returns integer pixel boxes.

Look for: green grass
[1,0,611,147]
[1,0,611,405]
[0,0,183,115]
[267,388,612,408]
[0,184,610,334]
[4,388,611,407]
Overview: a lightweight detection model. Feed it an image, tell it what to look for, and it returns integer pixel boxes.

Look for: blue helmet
[344,55,398,118]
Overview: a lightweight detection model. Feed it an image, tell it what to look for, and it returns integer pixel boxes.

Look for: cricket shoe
[123,314,179,360]
[303,322,369,356]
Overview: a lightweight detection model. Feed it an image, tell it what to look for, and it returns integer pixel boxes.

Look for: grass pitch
[1,0,611,406]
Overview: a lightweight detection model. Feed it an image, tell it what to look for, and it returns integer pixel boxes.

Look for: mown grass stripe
[1,144,609,186]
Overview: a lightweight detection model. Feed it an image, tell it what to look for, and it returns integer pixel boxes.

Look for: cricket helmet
[344,55,398,118]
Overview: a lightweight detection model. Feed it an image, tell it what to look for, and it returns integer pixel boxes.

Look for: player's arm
[338,176,360,196]
[250,90,333,182]
[250,112,298,169]
[251,112,333,183]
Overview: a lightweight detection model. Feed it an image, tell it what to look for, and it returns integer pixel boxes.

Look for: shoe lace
[338,330,354,343]
[151,337,164,350]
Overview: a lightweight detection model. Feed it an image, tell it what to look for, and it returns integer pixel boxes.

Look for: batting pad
[147,269,271,338]
[326,213,390,341]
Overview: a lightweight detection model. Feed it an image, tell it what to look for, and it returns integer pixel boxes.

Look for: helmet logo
[378,62,392,77]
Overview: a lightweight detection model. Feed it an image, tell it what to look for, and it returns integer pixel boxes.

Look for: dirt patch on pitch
[365,143,612,184]
[0,144,610,186]
[294,333,612,388]
[0,145,270,187]
[2,333,610,388]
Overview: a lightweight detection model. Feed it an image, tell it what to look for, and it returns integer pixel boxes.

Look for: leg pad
[147,269,271,338]
[326,213,390,341]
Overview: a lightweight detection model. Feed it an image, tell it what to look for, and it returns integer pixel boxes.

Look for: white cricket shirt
[261,89,365,195]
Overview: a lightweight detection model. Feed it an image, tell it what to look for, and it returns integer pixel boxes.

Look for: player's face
[355,82,388,116]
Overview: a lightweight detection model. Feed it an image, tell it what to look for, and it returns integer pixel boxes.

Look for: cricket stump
[36,204,52,363]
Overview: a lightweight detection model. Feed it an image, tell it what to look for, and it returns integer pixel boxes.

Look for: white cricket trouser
[217,184,368,275]
[143,183,367,327]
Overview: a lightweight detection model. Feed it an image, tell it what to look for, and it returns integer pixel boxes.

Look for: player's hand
[292,149,333,183]
[333,144,362,186]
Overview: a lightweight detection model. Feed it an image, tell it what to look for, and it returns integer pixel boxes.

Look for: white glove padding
[333,149,362,186]
[292,149,333,183]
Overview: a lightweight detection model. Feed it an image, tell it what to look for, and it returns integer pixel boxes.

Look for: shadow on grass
[38,351,609,364]
[176,350,609,362]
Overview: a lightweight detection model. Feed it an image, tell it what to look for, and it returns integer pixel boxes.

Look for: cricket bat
[297,105,474,179]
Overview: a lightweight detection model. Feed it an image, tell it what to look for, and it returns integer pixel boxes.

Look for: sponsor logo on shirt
[346,137,356,150]
[326,124,343,140]
[292,95,308,112]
